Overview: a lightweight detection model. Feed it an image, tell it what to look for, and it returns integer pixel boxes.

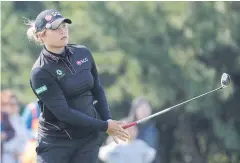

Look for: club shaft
[123,86,224,129]
[136,86,223,124]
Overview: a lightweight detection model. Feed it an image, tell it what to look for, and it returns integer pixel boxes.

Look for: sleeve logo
[35,85,48,95]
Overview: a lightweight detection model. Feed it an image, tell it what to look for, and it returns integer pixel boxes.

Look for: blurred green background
[1,1,240,163]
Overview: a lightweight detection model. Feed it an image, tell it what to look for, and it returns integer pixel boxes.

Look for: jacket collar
[42,45,73,63]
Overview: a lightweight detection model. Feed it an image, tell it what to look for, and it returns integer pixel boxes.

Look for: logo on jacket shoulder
[35,85,48,95]
[76,58,88,66]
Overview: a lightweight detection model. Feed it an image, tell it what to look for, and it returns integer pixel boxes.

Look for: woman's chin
[63,39,69,45]
[57,40,68,47]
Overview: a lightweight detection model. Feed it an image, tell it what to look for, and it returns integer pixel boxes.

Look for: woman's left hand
[107,119,130,144]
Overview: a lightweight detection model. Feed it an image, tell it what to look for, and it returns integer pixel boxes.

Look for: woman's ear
[37,31,45,43]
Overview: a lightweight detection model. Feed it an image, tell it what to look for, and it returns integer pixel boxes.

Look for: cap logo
[45,23,51,29]
[52,11,62,17]
[45,15,52,21]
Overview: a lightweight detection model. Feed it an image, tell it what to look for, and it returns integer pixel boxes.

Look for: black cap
[35,9,72,32]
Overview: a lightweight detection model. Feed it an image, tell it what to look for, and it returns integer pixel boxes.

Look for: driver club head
[221,73,231,88]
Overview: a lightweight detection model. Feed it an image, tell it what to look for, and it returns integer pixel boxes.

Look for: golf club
[122,73,231,129]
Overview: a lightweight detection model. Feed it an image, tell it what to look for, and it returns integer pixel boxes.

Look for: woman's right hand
[106,119,130,144]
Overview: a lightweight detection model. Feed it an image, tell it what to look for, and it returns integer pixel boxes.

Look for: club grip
[122,122,137,129]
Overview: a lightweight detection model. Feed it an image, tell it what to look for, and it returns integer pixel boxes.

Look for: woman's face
[135,103,152,120]
[2,97,20,116]
[40,23,69,48]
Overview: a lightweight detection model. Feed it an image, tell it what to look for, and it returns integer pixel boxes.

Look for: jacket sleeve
[88,50,112,121]
[30,67,108,131]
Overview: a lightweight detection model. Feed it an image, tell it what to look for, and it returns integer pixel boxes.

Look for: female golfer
[26,9,129,163]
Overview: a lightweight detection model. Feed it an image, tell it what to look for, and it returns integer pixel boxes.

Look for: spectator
[128,96,161,163]
[21,138,38,163]
[21,101,40,163]
[1,111,15,162]
[99,125,156,163]
[1,90,28,163]
[21,101,41,139]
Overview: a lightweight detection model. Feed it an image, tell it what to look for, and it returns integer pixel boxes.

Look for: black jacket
[30,44,112,139]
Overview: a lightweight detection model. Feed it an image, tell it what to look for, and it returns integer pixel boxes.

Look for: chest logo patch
[56,69,65,79]
[76,58,88,66]
[56,69,63,75]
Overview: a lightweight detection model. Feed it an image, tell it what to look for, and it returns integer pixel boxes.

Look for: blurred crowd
[1,90,40,163]
[1,90,161,163]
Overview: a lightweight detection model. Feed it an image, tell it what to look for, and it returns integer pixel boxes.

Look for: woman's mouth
[61,36,68,40]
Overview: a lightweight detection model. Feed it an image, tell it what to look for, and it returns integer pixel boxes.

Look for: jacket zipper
[66,57,77,73]
[61,58,76,74]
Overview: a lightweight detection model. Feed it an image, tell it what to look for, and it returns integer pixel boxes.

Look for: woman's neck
[45,45,65,54]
